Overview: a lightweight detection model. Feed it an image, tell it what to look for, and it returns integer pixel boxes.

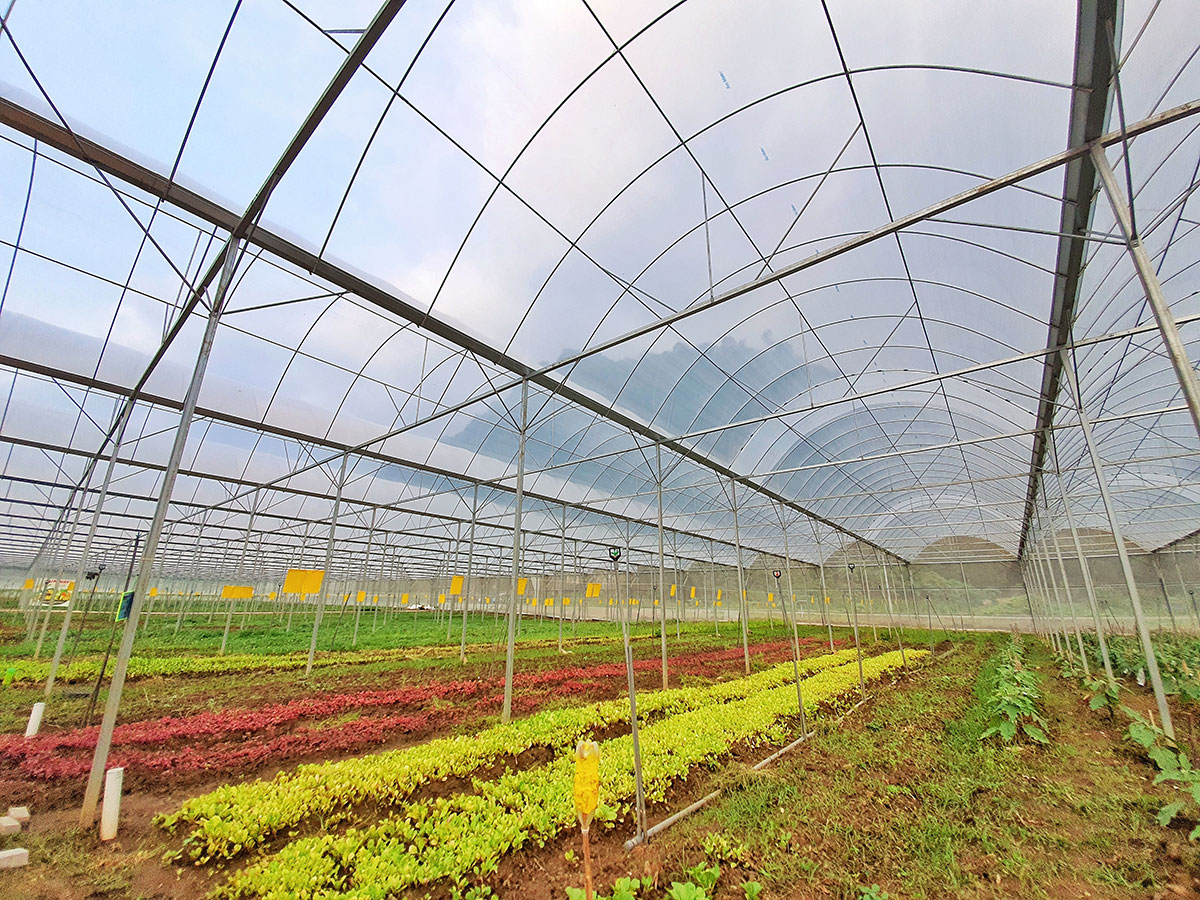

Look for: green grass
[655,636,1189,899]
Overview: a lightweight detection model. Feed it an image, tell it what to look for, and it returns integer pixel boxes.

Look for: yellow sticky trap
[449,575,464,596]
[574,739,600,826]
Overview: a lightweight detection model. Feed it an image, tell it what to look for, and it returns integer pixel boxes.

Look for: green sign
[116,590,135,622]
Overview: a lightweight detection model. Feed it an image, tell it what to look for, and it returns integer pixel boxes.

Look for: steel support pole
[656,445,668,688]
[1049,523,1090,674]
[778,508,807,737]
[1037,538,1071,654]
[729,478,751,674]
[44,404,134,697]
[879,551,906,664]
[1092,144,1200,439]
[812,525,834,650]
[559,504,567,654]
[306,453,347,676]
[221,500,258,656]
[1153,555,1179,634]
[461,484,478,663]
[1040,527,1081,667]
[958,561,974,625]
[502,379,528,724]
[1052,436,1115,681]
[845,562,866,697]
[622,619,648,843]
[79,237,241,826]
[1064,348,1174,738]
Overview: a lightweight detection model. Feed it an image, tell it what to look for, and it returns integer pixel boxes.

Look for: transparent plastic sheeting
[0,0,1198,575]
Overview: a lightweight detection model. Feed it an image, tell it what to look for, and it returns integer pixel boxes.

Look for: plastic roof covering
[0,0,1198,579]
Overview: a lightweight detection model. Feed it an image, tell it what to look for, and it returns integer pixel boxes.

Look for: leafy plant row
[1081,633,1200,702]
[5,646,439,686]
[980,638,1049,745]
[4,639,802,759]
[215,650,921,900]
[6,626,721,685]
[160,649,863,862]
[7,683,590,781]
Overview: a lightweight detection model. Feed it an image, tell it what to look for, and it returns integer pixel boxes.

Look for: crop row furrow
[159,648,861,862]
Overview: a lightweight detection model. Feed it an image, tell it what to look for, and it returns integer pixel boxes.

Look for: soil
[6,634,1195,900]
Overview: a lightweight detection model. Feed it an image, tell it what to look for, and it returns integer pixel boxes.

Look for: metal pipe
[1091,143,1200,438]
[461,485,477,663]
[502,379,528,724]
[729,479,751,673]
[79,237,241,826]
[1063,347,1174,739]
[1051,432,1114,682]
[657,444,668,688]
[306,453,347,676]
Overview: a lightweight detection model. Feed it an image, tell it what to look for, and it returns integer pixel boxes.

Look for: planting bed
[3,619,1197,900]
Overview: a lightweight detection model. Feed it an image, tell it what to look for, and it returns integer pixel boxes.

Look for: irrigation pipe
[623,645,958,851]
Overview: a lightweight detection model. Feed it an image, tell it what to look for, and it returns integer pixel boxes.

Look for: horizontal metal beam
[0,96,899,564]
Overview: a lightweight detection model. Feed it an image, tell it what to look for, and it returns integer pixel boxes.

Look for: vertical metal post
[461,485,478,663]
[45,404,134,696]
[1064,347,1174,738]
[1091,144,1200,438]
[1039,529,1078,665]
[845,561,866,697]
[1031,539,1062,653]
[729,478,751,674]
[656,445,668,688]
[502,379,528,724]
[221,504,257,656]
[306,453,348,676]
[1050,524,1090,674]
[1153,556,1179,634]
[958,561,974,627]
[778,507,806,736]
[1052,435,1114,681]
[879,551,905,664]
[622,619,648,843]
[559,503,567,653]
[811,523,834,650]
[79,237,242,826]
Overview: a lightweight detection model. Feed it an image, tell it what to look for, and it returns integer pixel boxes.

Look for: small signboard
[608,547,621,561]
[115,590,134,622]
[772,569,782,579]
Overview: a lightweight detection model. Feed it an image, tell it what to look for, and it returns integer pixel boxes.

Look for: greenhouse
[1,1,1200,897]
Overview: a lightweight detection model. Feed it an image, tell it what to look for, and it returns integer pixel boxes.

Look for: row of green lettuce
[5,629,682,685]
[213,650,922,899]
[159,648,863,862]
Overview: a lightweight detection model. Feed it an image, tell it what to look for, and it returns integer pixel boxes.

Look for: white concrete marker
[99,767,124,841]
[0,848,29,869]
[6,806,29,825]
[0,816,19,836]
[24,702,44,738]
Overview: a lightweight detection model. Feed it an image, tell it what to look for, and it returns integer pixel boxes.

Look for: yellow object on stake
[574,739,600,900]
